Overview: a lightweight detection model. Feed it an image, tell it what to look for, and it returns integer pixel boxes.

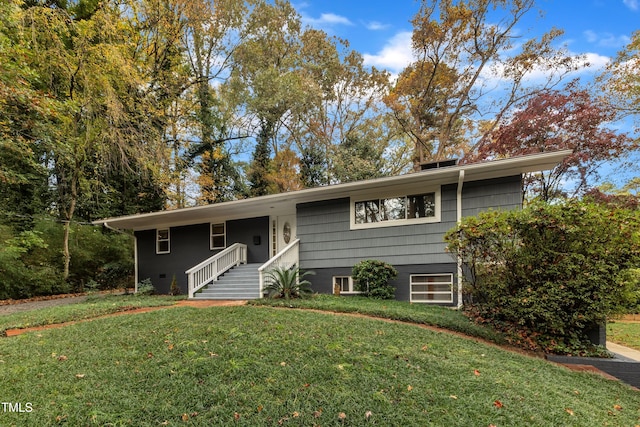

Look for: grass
[248,294,504,344]
[0,294,181,336]
[0,303,639,426]
[607,321,640,351]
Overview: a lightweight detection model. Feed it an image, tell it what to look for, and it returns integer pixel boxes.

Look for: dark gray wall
[309,263,458,305]
[135,216,269,294]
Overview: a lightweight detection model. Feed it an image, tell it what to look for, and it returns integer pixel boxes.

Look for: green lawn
[0,294,180,336]
[608,321,640,351]
[0,301,638,426]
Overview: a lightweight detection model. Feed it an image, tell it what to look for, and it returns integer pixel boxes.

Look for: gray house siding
[462,175,522,217]
[297,184,459,269]
[136,216,269,294]
[297,175,522,303]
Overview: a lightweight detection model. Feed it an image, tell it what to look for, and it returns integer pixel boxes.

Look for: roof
[94,150,571,231]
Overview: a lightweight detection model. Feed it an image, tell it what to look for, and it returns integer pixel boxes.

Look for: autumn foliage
[470,84,635,200]
[445,201,640,355]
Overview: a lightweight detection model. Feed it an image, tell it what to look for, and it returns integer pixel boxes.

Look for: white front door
[275,215,296,255]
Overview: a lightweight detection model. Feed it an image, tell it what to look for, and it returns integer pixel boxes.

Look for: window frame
[156,228,170,254]
[410,273,454,303]
[210,222,227,250]
[350,186,441,230]
[333,276,359,294]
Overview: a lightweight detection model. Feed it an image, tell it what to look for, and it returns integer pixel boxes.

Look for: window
[210,222,226,250]
[334,276,359,294]
[352,190,439,229]
[156,229,170,254]
[410,274,453,303]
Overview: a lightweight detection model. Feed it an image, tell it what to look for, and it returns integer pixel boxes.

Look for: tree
[470,83,636,201]
[599,30,640,126]
[0,0,60,230]
[386,0,581,167]
[287,30,395,185]
[23,2,164,279]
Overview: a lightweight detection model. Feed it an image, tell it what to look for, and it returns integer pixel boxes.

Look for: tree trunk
[62,175,78,281]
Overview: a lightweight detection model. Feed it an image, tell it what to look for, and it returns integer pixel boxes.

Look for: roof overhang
[94,150,571,231]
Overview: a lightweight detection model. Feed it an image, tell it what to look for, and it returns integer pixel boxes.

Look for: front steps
[192,263,261,300]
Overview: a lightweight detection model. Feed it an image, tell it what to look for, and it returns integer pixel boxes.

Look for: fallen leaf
[75,374,85,379]
[257,405,263,413]
[147,352,154,358]
[181,413,189,422]
[58,355,68,361]
[338,412,346,420]
[565,408,574,416]
[493,400,503,408]
[292,411,300,418]
[280,361,286,366]
[168,344,174,351]
[407,385,413,391]
[234,412,240,420]
[365,410,373,419]
[474,369,481,376]
[450,395,458,400]
[614,404,622,411]
[313,410,322,418]
[421,345,428,351]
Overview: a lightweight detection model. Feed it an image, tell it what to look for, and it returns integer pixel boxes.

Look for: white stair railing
[258,239,300,298]
[186,243,247,298]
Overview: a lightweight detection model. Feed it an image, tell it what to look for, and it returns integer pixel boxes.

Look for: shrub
[352,259,398,299]
[264,267,314,300]
[169,275,181,296]
[136,278,155,296]
[445,201,640,355]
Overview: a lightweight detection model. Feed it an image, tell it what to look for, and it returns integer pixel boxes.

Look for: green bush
[352,259,398,299]
[445,201,640,355]
[136,278,155,296]
[264,266,314,300]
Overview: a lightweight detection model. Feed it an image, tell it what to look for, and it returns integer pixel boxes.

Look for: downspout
[456,170,465,309]
[103,222,138,293]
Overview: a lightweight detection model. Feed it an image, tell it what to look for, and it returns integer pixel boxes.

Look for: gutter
[456,170,465,309]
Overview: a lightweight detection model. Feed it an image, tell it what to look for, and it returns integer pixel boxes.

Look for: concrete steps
[192,263,261,300]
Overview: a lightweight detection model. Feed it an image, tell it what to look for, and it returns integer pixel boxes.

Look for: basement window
[410,274,453,303]
[333,276,359,294]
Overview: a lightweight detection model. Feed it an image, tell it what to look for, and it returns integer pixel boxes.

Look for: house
[94,150,570,306]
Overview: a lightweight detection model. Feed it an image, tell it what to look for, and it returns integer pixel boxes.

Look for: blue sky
[291,0,640,188]
[293,0,638,76]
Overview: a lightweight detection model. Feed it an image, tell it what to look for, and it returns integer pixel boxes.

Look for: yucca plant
[264,266,314,300]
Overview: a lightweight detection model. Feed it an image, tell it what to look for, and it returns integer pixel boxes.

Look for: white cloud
[365,21,390,31]
[583,30,631,48]
[362,31,413,74]
[304,13,353,27]
[623,0,639,11]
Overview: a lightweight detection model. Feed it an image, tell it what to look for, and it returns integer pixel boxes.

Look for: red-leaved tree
[469,83,635,201]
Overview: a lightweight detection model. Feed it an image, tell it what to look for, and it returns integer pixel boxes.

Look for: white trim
[94,151,571,231]
[134,234,139,292]
[210,222,226,250]
[350,186,441,230]
[456,169,465,309]
[156,228,170,254]
[410,273,454,303]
